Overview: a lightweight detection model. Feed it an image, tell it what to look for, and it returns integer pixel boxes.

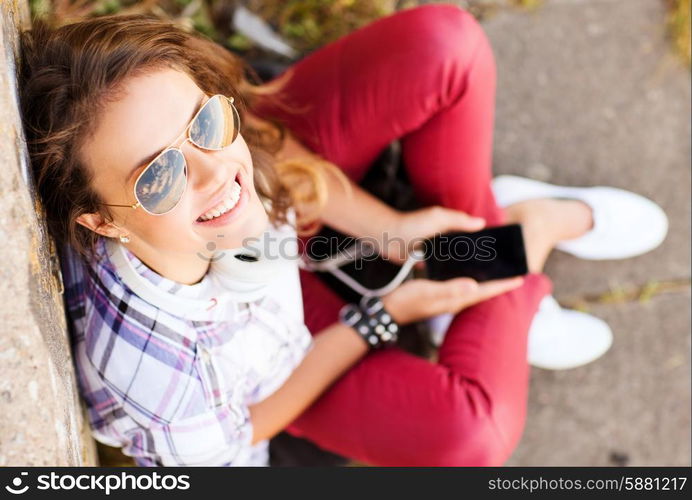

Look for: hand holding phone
[422,224,529,282]
[382,273,526,325]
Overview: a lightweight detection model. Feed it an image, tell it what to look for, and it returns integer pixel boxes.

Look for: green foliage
[93,0,122,16]
[29,0,52,18]
[245,0,397,52]
[227,32,253,52]
[28,0,401,53]
[27,0,691,66]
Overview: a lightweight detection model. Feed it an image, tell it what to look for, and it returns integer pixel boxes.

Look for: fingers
[417,277,479,315]
[387,274,526,324]
[433,275,525,314]
[463,276,525,306]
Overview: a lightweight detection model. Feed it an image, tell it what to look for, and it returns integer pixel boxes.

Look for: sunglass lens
[189,95,240,150]
[135,149,187,214]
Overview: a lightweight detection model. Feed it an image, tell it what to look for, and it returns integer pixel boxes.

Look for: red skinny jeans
[250,3,553,466]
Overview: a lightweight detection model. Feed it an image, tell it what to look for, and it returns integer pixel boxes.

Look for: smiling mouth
[195,172,243,223]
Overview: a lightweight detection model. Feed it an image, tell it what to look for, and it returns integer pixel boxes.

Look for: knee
[401,4,492,68]
[421,386,527,466]
[432,417,525,467]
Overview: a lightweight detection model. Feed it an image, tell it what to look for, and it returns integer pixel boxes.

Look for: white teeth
[198,180,242,221]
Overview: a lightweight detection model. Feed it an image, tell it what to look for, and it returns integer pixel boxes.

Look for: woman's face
[78,67,269,260]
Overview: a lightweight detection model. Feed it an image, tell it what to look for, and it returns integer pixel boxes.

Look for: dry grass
[510,0,544,10]
[560,278,691,313]
[666,0,691,66]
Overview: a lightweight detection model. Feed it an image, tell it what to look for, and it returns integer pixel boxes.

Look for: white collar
[104,238,237,321]
[103,215,298,321]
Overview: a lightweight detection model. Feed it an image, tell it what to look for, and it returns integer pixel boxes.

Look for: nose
[180,138,232,195]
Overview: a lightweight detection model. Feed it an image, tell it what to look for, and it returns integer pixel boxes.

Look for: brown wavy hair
[18,13,349,262]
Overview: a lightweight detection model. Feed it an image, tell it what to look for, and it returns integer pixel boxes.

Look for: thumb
[449,276,479,294]
[439,208,485,233]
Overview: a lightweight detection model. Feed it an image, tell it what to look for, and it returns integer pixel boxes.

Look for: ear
[75,212,121,239]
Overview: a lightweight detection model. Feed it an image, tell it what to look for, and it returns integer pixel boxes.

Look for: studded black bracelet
[338,296,399,349]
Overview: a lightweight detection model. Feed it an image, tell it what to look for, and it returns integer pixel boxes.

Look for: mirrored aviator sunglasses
[105,94,241,215]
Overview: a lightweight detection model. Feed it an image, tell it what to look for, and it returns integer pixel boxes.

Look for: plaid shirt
[61,233,313,466]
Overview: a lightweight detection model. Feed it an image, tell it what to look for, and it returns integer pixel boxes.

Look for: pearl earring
[119,234,131,244]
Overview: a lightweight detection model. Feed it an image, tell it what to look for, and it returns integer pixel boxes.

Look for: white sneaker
[491,175,668,260]
[427,313,454,348]
[527,295,613,370]
[426,296,613,370]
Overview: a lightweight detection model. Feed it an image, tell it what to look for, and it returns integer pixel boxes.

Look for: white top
[64,210,314,466]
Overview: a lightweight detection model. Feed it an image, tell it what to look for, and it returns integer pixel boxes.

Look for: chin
[215,196,269,251]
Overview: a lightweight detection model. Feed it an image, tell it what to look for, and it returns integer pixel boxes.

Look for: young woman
[19,4,667,466]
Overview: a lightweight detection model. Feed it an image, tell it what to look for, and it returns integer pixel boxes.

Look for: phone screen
[422,224,529,282]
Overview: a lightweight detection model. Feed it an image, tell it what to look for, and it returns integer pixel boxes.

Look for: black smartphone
[422,224,528,282]
[304,226,405,303]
